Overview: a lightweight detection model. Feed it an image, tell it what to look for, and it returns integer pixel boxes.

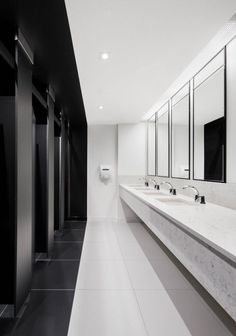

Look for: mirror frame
[156,103,170,177]
[192,49,226,183]
[170,82,191,180]
[147,113,156,176]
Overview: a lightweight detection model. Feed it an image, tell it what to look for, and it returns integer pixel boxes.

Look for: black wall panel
[68,125,87,220]
[0,97,15,303]
[15,45,33,314]
[47,96,54,253]
[60,121,66,229]
[54,136,60,231]
[35,124,47,253]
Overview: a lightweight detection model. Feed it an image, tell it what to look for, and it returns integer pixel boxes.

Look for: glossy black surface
[64,221,87,230]
[15,45,33,315]
[31,260,79,290]
[0,223,86,336]
[49,242,83,260]
[55,229,85,242]
[0,0,86,127]
[0,291,74,336]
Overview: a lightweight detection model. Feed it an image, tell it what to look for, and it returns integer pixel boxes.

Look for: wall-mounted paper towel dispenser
[99,165,112,181]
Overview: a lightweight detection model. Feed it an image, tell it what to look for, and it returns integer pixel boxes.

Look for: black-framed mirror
[171,83,190,179]
[147,113,156,176]
[156,103,169,177]
[193,49,226,182]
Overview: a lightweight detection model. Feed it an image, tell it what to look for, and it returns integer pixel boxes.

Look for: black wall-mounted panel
[15,45,33,315]
[54,136,60,231]
[60,121,66,229]
[204,117,225,182]
[47,95,54,253]
[0,97,15,304]
[68,125,87,220]
[35,123,47,253]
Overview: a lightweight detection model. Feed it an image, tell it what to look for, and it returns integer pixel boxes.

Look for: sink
[155,197,195,206]
[142,191,166,196]
[135,187,152,190]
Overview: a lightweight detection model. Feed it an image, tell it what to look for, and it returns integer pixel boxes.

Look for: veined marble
[120,184,236,321]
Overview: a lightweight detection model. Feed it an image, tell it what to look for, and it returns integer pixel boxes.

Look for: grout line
[37,259,81,262]
[54,241,83,244]
[31,288,75,291]
[54,240,84,243]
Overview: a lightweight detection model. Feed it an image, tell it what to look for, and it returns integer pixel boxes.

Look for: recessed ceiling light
[98,105,104,110]
[100,52,110,60]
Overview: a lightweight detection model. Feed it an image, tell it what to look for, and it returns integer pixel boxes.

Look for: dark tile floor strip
[0,221,86,336]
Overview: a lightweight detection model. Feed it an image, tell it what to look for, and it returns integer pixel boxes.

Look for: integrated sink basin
[134,187,152,190]
[142,191,166,196]
[155,197,195,206]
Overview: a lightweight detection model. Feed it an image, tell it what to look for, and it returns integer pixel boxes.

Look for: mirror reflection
[147,113,156,175]
[171,84,190,179]
[156,104,169,177]
[193,52,225,182]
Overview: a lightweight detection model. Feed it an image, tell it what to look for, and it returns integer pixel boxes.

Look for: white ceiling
[65,0,236,125]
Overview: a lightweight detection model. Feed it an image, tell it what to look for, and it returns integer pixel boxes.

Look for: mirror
[147,113,156,175]
[171,83,190,179]
[156,103,169,176]
[193,51,225,182]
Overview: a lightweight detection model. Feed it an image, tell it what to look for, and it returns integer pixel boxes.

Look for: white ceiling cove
[65,0,236,125]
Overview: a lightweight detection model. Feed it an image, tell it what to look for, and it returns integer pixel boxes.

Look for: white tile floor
[68,219,234,336]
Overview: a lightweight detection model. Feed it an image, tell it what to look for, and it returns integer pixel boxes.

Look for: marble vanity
[120,184,236,321]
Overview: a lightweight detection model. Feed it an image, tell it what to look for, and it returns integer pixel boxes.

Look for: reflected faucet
[142,176,149,187]
[160,181,176,195]
[182,185,206,204]
[150,178,160,190]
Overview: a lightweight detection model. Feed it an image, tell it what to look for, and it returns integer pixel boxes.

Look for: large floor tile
[68,290,147,336]
[136,290,233,336]
[125,260,165,290]
[55,229,85,242]
[81,241,122,260]
[0,291,74,336]
[77,260,131,290]
[64,221,87,230]
[84,226,117,243]
[49,242,83,260]
[148,257,192,290]
[31,260,79,289]
[118,241,148,261]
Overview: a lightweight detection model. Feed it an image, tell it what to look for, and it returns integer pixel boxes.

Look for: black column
[47,93,54,253]
[15,41,33,315]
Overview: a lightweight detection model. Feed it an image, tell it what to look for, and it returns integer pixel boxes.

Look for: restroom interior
[1,0,236,335]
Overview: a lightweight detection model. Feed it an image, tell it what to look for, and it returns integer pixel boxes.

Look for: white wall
[172,125,189,178]
[118,123,147,176]
[87,125,118,220]
[194,125,204,180]
[147,122,155,175]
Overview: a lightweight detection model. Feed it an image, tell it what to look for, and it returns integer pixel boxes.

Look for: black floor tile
[31,260,79,289]
[64,221,87,230]
[55,229,85,242]
[0,291,74,336]
[39,242,83,260]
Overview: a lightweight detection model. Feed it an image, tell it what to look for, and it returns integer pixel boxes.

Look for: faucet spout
[160,181,176,195]
[182,185,206,204]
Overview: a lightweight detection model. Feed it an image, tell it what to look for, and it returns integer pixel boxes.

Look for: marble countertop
[120,184,236,264]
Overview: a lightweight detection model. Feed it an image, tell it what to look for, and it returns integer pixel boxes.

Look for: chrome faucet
[160,181,176,195]
[150,178,160,190]
[142,176,149,187]
[182,185,206,204]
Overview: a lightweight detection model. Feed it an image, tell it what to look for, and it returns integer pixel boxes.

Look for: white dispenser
[99,165,112,181]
